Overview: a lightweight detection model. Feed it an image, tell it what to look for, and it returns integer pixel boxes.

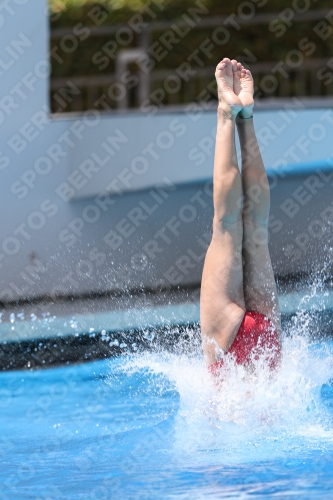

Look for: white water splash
[113,333,333,462]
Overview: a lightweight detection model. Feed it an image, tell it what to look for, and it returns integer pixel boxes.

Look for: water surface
[1,331,333,499]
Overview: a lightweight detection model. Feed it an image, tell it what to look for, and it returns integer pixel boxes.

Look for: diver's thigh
[200,220,246,362]
[242,222,280,330]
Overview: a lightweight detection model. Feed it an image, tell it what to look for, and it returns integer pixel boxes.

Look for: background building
[1,0,333,306]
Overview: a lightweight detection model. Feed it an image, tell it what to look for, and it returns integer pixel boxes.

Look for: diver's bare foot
[233,61,254,119]
[215,58,242,119]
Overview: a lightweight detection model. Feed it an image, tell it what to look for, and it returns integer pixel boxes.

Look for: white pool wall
[1,1,333,302]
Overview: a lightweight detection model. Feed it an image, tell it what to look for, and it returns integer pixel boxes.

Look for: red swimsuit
[208,311,281,376]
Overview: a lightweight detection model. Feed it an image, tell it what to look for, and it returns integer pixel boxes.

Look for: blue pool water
[1,334,333,499]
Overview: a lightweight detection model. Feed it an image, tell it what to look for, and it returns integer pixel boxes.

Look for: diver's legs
[200,58,246,366]
[235,64,281,334]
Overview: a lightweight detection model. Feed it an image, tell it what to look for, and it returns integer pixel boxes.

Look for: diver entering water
[200,58,281,375]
